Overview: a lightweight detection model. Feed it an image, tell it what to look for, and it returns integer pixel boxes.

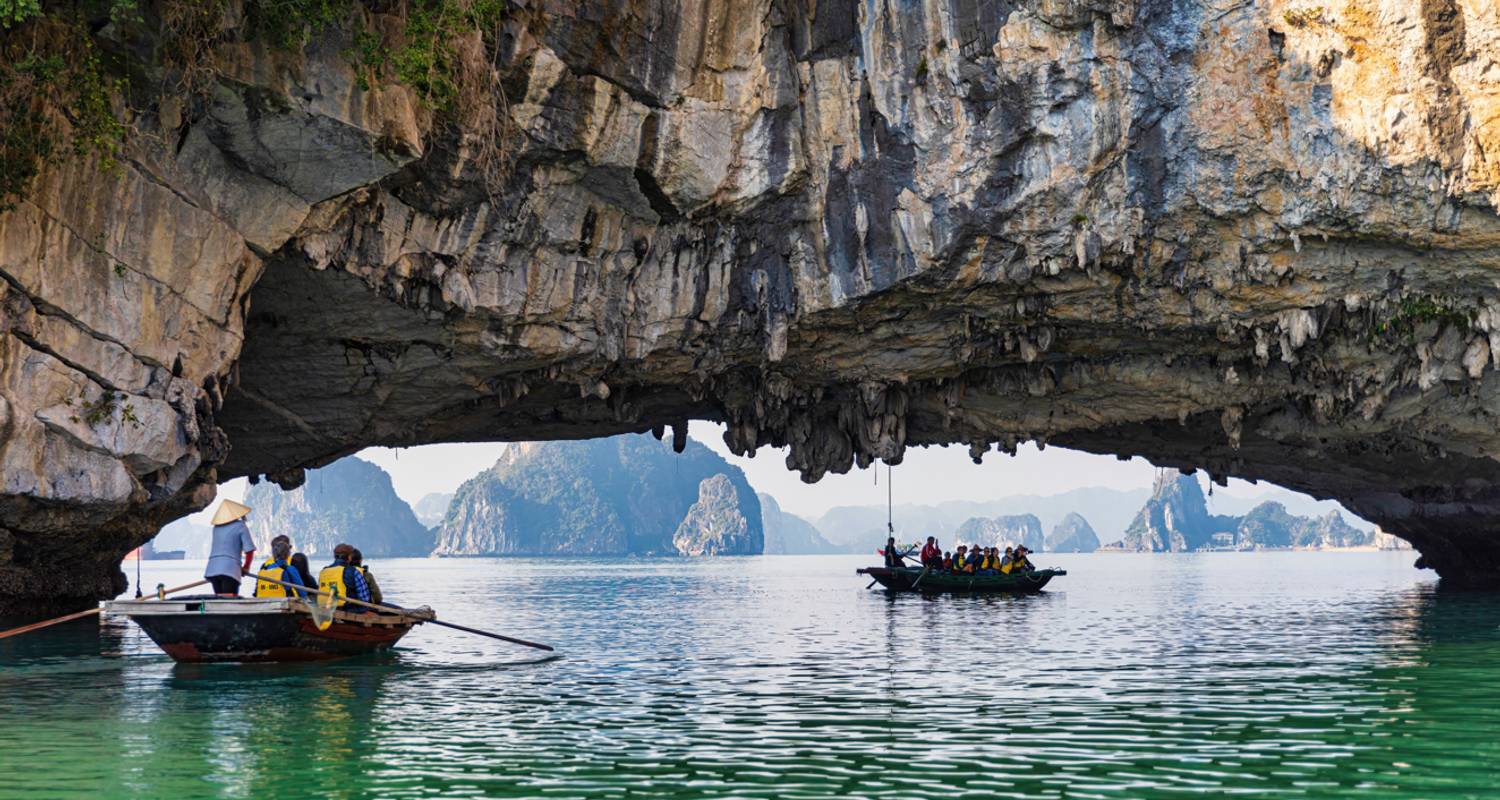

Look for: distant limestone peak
[673,474,759,556]
[243,457,433,558]
[1047,513,1100,553]
[434,434,762,556]
[760,493,841,554]
[1113,473,1234,552]
[1111,473,1375,551]
[954,514,1045,551]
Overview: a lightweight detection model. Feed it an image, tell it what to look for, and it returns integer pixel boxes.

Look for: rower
[350,548,384,604]
[205,500,256,597]
[254,535,308,598]
[319,543,372,607]
[883,537,907,568]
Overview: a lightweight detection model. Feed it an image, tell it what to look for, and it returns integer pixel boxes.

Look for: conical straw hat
[210,499,251,526]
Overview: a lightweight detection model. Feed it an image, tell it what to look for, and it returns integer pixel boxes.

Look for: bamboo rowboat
[857,566,1065,593]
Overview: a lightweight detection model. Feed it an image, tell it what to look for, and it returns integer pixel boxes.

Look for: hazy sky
[199,421,1276,523]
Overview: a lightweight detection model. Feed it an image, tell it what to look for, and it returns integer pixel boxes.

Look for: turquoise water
[3,553,1500,799]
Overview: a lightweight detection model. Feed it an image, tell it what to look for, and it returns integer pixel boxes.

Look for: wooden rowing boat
[857,566,1065,593]
[102,596,431,663]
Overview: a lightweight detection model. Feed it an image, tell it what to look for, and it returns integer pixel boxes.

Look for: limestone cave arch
[5,0,1500,612]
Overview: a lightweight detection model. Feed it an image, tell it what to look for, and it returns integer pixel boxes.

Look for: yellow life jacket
[979,555,992,570]
[1000,556,1014,574]
[255,559,293,598]
[318,564,349,608]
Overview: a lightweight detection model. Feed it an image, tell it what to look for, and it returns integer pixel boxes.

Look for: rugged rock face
[673,474,760,556]
[1232,503,1372,550]
[412,492,454,528]
[433,434,761,556]
[955,514,1045,551]
[1375,527,1416,551]
[11,0,1500,607]
[1113,474,1237,552]
[1047,513,1100,553]
[242,457,433,557]
[760,492,839,554]
[1113,473,1373,551]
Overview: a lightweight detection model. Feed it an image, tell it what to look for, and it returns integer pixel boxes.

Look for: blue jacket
[322,559,371,603]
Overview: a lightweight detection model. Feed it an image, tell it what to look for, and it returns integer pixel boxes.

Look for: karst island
[3,1,1499,797]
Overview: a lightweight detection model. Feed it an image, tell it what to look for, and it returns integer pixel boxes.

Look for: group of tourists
[884,536,1035,574]
[205,500,385,607]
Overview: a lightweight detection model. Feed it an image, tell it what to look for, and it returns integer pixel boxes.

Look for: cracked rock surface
[8,0,1500,609]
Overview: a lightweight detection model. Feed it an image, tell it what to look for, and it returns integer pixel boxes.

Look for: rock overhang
[7,0,1500,609]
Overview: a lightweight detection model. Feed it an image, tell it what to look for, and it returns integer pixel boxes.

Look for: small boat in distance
[103,596,431,663]
[858,566,1066,594]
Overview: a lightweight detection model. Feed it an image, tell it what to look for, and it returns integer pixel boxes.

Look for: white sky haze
[196,421,1292,524]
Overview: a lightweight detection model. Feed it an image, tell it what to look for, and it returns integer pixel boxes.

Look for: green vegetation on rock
[0,0,507,209]
[1375,294,1477,343]
[1,8,128,211]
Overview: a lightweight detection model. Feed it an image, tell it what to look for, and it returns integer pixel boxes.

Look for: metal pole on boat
[0,579,210,641]
[249,573,555,652]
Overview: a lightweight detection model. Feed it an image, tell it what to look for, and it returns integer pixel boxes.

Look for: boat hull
[858,567,1064,593]
[104,597,418,663]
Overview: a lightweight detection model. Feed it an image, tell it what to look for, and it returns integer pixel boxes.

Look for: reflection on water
[3,553,1499,799]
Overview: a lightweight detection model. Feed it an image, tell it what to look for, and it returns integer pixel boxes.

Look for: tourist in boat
[999,546,1015,574]
[254,536,308,598]
[920,536,941,568]
[952,545,968,572]
[290,551,318,590]
[350,548,384,605]
[1012,546,1034,573]
[205,500,256,596]
[319,543,372,607]
[979,547,998,574]
[941,551,953,571]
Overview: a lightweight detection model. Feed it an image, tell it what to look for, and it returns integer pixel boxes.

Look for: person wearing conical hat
[205,499,256,596]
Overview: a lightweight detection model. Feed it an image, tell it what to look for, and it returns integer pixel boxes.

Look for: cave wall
[7,0,1500,608]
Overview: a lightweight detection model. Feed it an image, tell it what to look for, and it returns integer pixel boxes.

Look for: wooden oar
[910,564,932,590]
[0,579,210,641]
[250,572,554,652]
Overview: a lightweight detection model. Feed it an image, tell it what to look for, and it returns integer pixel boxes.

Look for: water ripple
[3,553,1500,798]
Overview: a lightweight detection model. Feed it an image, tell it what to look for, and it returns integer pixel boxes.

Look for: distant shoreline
[1097,545,1409,553]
